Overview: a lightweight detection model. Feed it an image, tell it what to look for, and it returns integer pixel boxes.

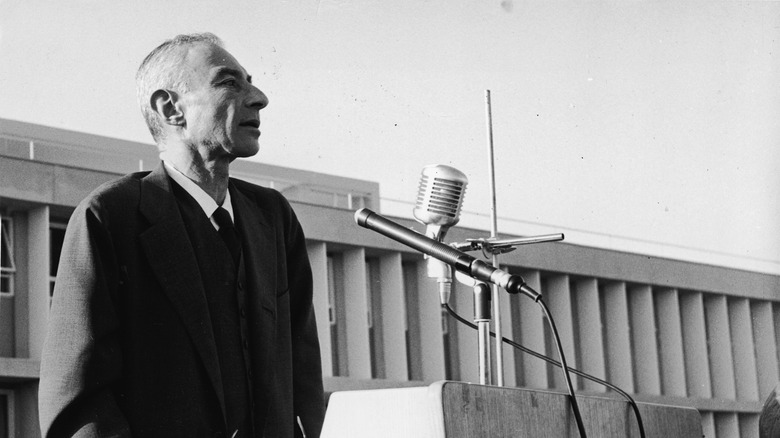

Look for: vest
[171,181,256,436]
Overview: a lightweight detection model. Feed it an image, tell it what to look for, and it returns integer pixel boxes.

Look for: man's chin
[230,142,260,159]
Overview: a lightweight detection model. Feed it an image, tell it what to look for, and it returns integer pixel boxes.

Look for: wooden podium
[321,381,702,437]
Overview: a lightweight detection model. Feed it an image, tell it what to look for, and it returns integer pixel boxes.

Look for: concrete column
[574,278,606,392]
[27,206,49,361]
[680,291,712,398]
[705,295,736,400]
[545,274,577,390]
[306,242,333,377]
[654,288,687,397]
[628,285,660,395]
[729,298,759,401]
[515,270,548,389]
[602,281,634,393]
[415,260,446,381]
[343,248,371,379]
[379,252,408,381]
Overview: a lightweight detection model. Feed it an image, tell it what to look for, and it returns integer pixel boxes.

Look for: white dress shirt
[163,161,234,230]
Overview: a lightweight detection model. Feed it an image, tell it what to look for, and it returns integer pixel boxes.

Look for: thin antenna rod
[485,89,504,387]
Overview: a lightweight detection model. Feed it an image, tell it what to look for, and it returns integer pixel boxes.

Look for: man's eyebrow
[213,67,252,83]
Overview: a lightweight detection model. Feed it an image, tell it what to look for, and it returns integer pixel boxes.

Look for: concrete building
[1,118,778,437]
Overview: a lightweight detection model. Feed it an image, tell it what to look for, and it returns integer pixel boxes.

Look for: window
[442,305,458,381]
[402,261,423,380]
[49,221,67,299]
[440,283,460,382]
[0,390,14,438]
[365,258,384,379]
[327,253,348,377]
[0,217,15,297]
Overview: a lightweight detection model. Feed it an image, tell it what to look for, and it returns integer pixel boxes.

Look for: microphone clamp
[452,234,565,258]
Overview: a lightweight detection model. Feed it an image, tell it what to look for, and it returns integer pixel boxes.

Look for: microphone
[413,164,468,241]
[412,165,468,304]
[354,208,540,301]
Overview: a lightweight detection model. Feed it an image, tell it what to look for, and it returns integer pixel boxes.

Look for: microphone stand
[484,90,504,386]
[473,282,492,386]
[474,90,566,386]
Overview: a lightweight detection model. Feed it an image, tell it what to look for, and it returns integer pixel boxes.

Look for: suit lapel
[137,164,227,418]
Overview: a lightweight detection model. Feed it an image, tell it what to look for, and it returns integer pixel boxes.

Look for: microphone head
[413,164,468,231]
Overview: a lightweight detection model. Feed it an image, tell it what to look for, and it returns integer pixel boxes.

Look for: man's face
[177,43,268,159]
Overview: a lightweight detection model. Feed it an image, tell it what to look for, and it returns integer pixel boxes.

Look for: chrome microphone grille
[413,165,468,227]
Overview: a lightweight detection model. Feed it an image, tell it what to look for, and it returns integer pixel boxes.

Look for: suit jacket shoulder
[230,178,294,214]
[70,171,152,226]
[229,177,305,238]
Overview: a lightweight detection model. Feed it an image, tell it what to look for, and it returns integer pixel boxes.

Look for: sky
[1,0,779,274]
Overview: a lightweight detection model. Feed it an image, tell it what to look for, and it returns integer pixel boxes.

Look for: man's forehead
[185,43,247,77]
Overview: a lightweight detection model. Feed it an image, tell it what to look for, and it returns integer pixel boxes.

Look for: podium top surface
[322,381,703,438]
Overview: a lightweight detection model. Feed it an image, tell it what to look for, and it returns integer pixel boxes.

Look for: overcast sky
[1,0,778,274]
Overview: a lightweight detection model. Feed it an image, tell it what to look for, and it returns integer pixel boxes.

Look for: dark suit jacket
[38,164,325,437]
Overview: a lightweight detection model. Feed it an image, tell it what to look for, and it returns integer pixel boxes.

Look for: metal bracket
[452,233,565,258]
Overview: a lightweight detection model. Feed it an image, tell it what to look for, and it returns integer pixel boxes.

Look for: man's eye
[222,79,238,87]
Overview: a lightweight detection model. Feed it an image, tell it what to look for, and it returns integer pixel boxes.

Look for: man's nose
[247,85,269,110]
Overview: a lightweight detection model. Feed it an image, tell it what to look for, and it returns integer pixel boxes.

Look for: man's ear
[150,89,184,126]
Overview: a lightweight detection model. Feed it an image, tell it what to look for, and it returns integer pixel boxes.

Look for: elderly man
[38,33,325,438]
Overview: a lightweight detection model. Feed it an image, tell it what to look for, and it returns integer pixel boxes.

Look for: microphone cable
[536,298,587,438]
[443,302,647,438]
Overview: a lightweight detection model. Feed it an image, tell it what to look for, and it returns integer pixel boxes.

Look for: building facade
[1,118,778,437]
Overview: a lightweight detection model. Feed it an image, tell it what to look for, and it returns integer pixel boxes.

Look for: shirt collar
[163,161,234,224]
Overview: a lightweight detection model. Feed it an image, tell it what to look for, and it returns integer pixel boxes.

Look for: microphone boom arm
[355,208,540,301]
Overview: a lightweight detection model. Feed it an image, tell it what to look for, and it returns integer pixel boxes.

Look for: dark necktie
[213,206,241,266]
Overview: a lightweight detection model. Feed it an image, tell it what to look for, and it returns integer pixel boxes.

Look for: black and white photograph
[0,1,778,437]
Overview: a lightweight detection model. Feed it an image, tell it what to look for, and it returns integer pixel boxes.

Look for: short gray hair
[136,33,224,143]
